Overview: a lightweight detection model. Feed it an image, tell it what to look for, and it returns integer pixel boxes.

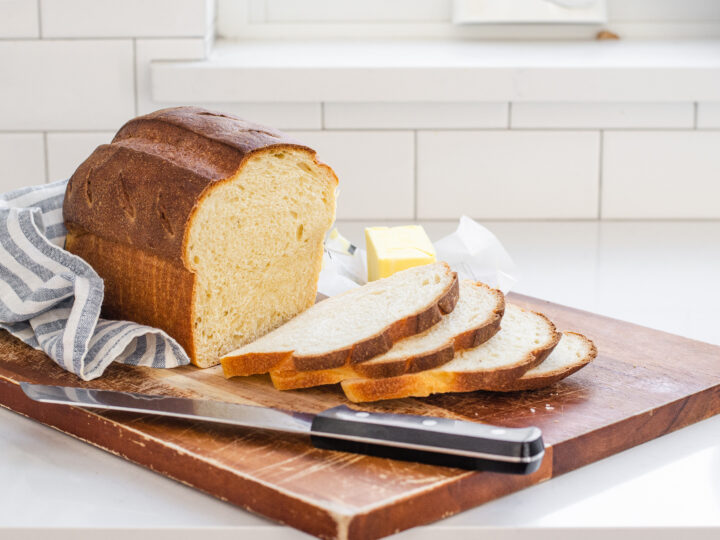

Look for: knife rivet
[422,419,437,426]
[355,412,370,418]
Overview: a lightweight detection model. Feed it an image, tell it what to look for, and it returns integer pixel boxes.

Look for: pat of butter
[365,225,437,281]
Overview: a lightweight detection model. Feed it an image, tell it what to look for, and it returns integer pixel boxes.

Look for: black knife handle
[310,405,544,474]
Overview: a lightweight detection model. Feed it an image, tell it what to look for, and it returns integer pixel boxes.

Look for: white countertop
[2,220,720,539]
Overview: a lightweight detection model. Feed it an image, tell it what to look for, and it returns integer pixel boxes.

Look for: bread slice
[482,332,597,392]
[269,280,504,390]
[222,262,459,377]
[341,304,560,403]
[64,107,337,368]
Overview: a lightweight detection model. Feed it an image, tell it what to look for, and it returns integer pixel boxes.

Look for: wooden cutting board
[1,293,719,539]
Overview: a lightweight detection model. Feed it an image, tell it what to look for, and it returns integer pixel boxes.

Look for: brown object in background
[597,29,620,40]
[1,293,719,540]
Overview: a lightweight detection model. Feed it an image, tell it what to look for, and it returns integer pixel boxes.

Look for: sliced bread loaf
[481,332,596,392]
[269,280,504,390]
[222,262,459,377]
[64,107,338,368]
[341,303,560,403]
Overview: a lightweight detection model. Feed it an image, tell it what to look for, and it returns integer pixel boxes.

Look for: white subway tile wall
[288,131,415,220]
[0,134,46,191]
[417,131,599,219]
[40,0,210,38]
[697,103,720,129]
[511,103,694,129]
[0,0,718,220]
[0,40,135,131]
[324,103,508,129]
[0,0,39,38]
[602,131,720,219]
[46,132,115,181]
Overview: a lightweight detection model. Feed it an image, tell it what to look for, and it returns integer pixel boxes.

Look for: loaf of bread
[63,107,338,368]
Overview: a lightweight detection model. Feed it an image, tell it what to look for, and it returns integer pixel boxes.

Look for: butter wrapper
[317,216,516,297]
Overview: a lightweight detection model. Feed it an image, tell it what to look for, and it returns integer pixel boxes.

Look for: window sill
[151,39,720,103]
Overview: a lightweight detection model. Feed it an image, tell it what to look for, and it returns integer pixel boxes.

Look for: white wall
[1,0,719,220]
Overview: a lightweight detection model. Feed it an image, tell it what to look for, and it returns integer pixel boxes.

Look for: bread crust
[340,308,560,403]
[64,230,197,359]
[268,283,505,390]
[485,332,597,392]
[222,269,460,377]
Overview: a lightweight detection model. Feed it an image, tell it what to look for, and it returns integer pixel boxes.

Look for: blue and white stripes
[0,180,189,380]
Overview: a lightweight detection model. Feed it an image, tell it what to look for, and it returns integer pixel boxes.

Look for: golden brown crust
[340,308,561,403]
[268,282,504,389]
[270,365,355,391]
[65,229,197,361]
[222,351,294,379]
[487,332,597,392]
[222,270,460,378]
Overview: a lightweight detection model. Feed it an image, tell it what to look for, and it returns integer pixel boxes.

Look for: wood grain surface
[1,293,719,539]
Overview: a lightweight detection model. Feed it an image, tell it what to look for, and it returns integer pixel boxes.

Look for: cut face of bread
[341,304,560,403]
[483,332,597,392]
[269,280,504,390]
[187,148,336,367]
[222,262,459,377]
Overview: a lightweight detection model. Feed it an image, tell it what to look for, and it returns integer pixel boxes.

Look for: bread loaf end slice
[222,262,459,377]
[341,304,559,403]
[269,280,504,390]
[482,332,596,392]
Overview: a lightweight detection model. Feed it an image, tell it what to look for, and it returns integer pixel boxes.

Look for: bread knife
[19,382,544,474]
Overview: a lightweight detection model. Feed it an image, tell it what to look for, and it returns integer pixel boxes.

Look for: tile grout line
[42,132,49,184]
[413,130,418,220]
[132,39,139,116]
[5,127,720,134]
[36,0,42,38]
[0,129,127,134]
[222,126,714,133]
[334,217,720,223]
[597,130,604,219]
[0,36,205,41]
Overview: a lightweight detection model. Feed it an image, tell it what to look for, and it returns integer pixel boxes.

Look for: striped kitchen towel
[0,179,190,381]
